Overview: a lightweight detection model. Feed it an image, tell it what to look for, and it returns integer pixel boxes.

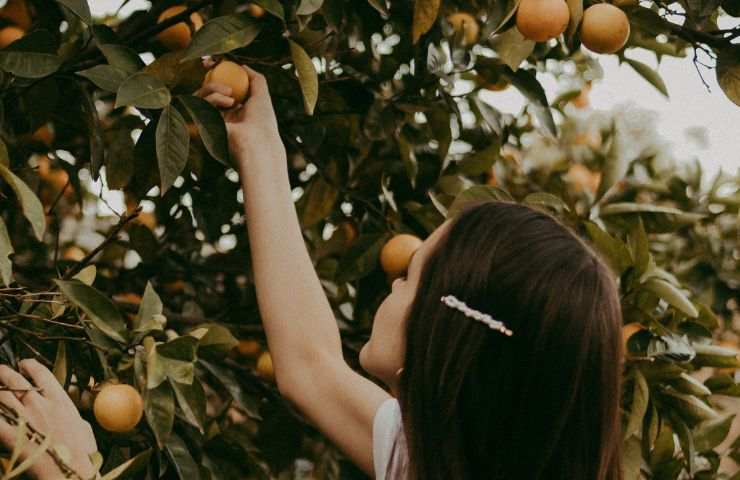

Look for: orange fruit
[186,122,200,139]
[484,78,510,92]
[447,12,480,45]
[516,0,570,42]
[570,82,591,109]
[580,4,630,54]
[113,292,143,305]
[156,5,203,51]
[256,351,274,381]
[336,220,358,247]
[162,279,186,295]
[236,339,261,358]
[380,234,423,279]
[30,124,54,146]
[93,384,143,433]
[0,25,25,48]
[246,3,266,18]
[566,164,601,195]
[203,60,250,104]
[622,322,644,353]
[136,211,157,231]
[62,246,86,262]
[0,0,32,29]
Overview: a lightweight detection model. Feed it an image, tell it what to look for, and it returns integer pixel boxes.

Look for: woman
[0,66,624,479]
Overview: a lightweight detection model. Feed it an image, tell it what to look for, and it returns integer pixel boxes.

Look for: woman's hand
[0,359,98,479]
[197,65,285,169]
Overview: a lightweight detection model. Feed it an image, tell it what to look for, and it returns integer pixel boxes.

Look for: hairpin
[440,295,513,336]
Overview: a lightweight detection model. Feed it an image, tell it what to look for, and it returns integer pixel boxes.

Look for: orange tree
[0,0,739,478]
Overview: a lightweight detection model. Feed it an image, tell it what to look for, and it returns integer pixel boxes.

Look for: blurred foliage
[0,0,739,478]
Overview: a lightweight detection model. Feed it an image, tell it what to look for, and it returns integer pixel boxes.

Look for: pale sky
[92,0,738,178]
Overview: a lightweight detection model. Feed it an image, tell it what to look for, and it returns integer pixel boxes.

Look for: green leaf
[716,48,740,106]
[56,0,92,25]
[458,142,501,176]
[298,175,338,228]
[584,222,632,275]
[98,44,143,75]
[0,139,9,167]
[289,40,319,116]
[412,0,441,43]
[0,31,62,78]
[624,57,669,98]
[134,282,164,333]
[0,163,45,241]
[596,122,633,201]
[624,369,649,439]
[73,265,96,285]
[502,67,557,136]
[52,341,67,385]
[143,50,206,93]
[144,382,174,449]
[100,449,152,480]
[200,360,262,420]
[165,433,201,480]
[491,27,535,71]
[182,14,262,61]
[55,280,128,343]
[523,192,571,213]
[704,374,740,396]
[170,378,206,433]
[178,95,230,166]
[622,435,642,480]
[398,133,418,188]
[0,218,14,286]
[485,0,522,35]
[336,234,388,282]
[692,344,740,368]
[672,372,712,397]
[693,414,735,452]
[448,185,514,217]
[77,64,130,93]
[252,0,285,19]
[663,390,719,424]
[600,202,705,233]
[628,217,650,279]
[156,104,190,194]
[427,107,452,160]
[192,324,238,359]
[643,277,698,318]
[297,0,324,15]
[115,72,171,109]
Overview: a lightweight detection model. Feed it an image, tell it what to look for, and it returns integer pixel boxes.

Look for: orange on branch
[93,384,143,433]
[203,60,250,104]
[156,5,203,51]
[580,4,630,54]
[0,25,24,48]
[516,0,570,42]
[484,78,510,92]
[380,234,423,280]
[246,3,266,18]
[256,351,274,381]
[236,339,261,358]
[62,246,86,262]
[0,0,32,29]
[447,12,480,45]
[567,163,601,195]
[622,322,644,353]
[30,124,54,146]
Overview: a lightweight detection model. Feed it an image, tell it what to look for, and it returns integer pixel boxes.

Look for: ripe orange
[0,0,32,29]
[570,82,592,109]
[161,279,186,295]
[380,234,423,279]
[0,25,25,48]
[30,124,54,146]
[93,384,143,433]
[256,351,274,381]
[246,3,266,18]
[484,78,510,92]
[336,220,358,247]
[113,292,143,305]
[203,60,250,104]
[62,246,86,262]
[156,5,204,51]
[580,4,630,54]
[566,163,601,195]
[516,0,570,42]
[622,322,644,353]
[135,211,157,231]
[447,12,480,45]
[236,339,261,358]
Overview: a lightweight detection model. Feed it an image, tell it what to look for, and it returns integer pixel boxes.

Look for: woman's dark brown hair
[387,200,623,480]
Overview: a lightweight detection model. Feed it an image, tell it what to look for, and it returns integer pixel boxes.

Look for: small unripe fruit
[156,5,204,51]
[246,4,266,18]
[580,4,630,54]
[380,234,423,280]
[447,12,480,45]
[0,25,25,49]
[516,0,570,42]
[93,384,143,433]
[256,351,274,381]
[203,60,250,104]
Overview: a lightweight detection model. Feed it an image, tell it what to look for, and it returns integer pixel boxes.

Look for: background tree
[0,0,738,478]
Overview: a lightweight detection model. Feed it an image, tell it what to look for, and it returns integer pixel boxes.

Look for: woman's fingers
[197,82,232,98]
[242,65,268,98]
[204,92,235,109]
[18,359,69,407]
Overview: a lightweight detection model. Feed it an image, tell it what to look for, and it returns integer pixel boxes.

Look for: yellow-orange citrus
[580,4,630,54]
[62,246,86,262]
[204,60,250,104]
[30,124,54,146]
[516,0,570,42]
[570,82,592,109]
[186,122,200,139]
[162,279,186,295]
[236,339,261,358]
[0,0,32,29]
[93,384,143,433]
[113,292,143,306]
[0,25,24,48]
[622,322,644,353]
[256,351,274,381]
[484,78,510,92]
[380,234,423,279]
[567,163,601,195]
[447,12,480,45]
[156,5,203,51]
[136,211,157,231]
[246,4,266,18]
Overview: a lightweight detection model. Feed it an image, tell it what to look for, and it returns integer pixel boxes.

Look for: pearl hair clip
[440,295,514,336]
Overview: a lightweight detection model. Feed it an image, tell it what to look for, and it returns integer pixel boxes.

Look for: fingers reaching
[0,364,40,406]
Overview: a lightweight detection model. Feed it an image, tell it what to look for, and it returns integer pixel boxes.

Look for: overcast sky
[92,0,738,178]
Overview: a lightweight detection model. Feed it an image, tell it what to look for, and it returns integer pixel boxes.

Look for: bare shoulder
[280,351,391,477]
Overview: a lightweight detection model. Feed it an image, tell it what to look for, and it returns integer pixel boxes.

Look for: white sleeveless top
[373,397,405,480]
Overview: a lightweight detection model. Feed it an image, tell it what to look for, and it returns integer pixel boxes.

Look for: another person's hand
[197,64,284,168]
[0,359,98,479]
